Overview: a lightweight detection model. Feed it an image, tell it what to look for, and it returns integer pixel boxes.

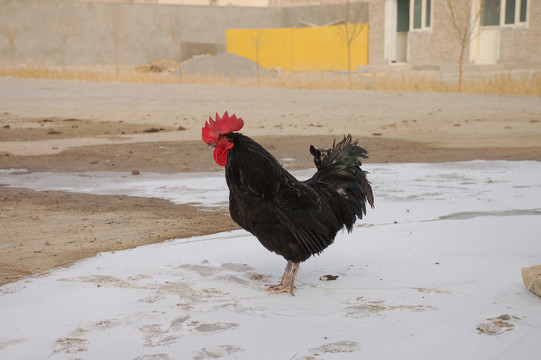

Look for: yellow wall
[226,24,369,72]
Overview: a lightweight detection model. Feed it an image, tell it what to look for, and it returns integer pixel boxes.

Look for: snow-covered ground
[1,161,540,359]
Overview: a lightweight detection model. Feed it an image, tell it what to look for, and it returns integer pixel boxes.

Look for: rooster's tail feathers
[311,135,374,220]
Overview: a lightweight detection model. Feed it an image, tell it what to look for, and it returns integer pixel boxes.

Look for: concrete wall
[367,0,384,66]
[499,2,541,68]
[0,0,367,67]
[4,0,536,70]
[407,2,464,67]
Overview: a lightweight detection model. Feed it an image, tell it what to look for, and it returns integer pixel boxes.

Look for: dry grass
[273,71,541,95]
[1,66,540,95]
[0,66,179,84]
[463,72,541,95]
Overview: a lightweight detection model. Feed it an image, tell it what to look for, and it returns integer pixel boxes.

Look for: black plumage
[222,132,374,295]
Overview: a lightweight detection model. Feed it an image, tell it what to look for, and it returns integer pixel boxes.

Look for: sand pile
[172,52,274,78]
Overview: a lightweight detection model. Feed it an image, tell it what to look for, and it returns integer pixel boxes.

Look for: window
[481,0,501,26]
[413,0,422,29]
[520,0,527,22]
[504,0,528,25]
[397,0,409,32]
[505,0,516,24]
[411,0,431,30]
[426,0,431,27]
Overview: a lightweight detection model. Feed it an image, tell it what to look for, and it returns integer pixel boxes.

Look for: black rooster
[202,112,374,295]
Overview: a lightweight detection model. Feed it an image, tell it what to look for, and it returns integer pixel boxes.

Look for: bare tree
[444,0,498,91]
[250,29,264,87]
[328,0,366,89]
[3,27,17,67]
[107,6,125,78]
[169,9,183,81]
[57,14,71,70]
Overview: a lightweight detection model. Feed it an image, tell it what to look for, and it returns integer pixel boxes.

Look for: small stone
[131,170,140,175]
[522,265,541,297]
[319,274,339,281]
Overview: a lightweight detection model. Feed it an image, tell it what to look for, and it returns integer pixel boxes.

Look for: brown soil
[1,78,540,286]
[1,187,237,285]
[3,132,540,286]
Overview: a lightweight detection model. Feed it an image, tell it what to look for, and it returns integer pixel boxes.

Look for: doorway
[392,0,410,63]
[476,0,500,64]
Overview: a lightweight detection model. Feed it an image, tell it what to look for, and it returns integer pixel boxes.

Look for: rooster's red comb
[202,111,244,144]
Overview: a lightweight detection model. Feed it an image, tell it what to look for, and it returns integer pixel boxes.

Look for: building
[368,0,538,69]
[0,0,538,70]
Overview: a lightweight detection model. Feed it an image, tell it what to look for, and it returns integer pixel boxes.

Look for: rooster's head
[202,111,244,166]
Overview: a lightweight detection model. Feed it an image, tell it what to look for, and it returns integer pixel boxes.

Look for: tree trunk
[255,50,260,87]
[458,43,465,92]
[115,45,120,79]
[176,45,183,82]
[347,41,352,90]
[177,63,183,82]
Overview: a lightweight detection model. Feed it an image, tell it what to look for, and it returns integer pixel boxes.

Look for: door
[394,0,410,63]
[477,0,500,64]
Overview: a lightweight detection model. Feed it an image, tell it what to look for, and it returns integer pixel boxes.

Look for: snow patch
[1,161,541,359]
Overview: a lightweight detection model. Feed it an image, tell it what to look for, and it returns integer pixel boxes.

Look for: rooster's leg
[265,261,300,296]
[266,261,293,290]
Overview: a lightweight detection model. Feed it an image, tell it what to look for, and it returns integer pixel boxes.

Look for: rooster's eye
[221,137,228,143]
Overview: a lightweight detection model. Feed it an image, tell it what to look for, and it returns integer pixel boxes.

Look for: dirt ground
[1,77,540,286]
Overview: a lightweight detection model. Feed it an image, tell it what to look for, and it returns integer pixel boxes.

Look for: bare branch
[250,29,264,87]
[107,6,125,78]
[57,14,71,69]
[443,0,492,91]
[169,9,183,81]
[3,27,18,66]
[328,0,366,89]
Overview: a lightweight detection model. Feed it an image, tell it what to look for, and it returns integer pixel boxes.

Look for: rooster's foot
[265,284,296,296]
[264,260,300,296]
